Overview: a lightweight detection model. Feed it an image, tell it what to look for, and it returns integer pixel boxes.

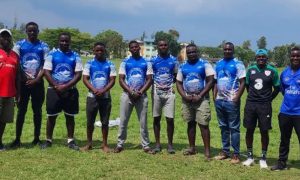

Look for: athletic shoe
[242,158,254,166]
[32,138,42,145]
[40,140,52,149]
[68,141,79,151]
[259,159,268,169]
[230,154,240,164]
[271,161,287,171]
[0,143,6,151]
[214,151,229,160]
[9,139,21,149]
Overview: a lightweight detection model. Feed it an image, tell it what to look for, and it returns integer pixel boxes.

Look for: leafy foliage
[154,30,181,56]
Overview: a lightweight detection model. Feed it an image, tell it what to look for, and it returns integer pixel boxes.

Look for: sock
[46,139,52,143]
[247,147,253,159]
[67,138,74,143]
[261,150,267,160]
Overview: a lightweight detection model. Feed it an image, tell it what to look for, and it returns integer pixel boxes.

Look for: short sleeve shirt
[13,39,49,79]
[43,49,82,85]
[119,56,153,91]
[215,58,246,101]
[177,58,215,95]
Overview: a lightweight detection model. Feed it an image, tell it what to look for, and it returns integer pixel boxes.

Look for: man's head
[255,49,268,67]
[223,42,234,59]
[93,42,106,60]
[0,29,12,51]
[59,32,71,52]
[290,46,300,70]
[157,40,169,56]
[26,22,39,42]
[186,43,199,62]
[128,40,140,57]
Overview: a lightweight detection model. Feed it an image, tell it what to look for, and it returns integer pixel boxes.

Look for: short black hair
[186,43,197,49]
[25,22,39,29]
[94,42,106,48]
[59,32,71,39]
[224,42,234,48]
[291,46,300,52]
[129,40,139,48]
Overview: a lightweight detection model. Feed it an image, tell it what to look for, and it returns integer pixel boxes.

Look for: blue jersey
[215,58,246,101]
[44,49,82,85]
[280,66,300,115]
[119,56,153,91]
[13,39,49,79]
[177,59,215,95]
[83,59,116,90]
[151,55,178,91]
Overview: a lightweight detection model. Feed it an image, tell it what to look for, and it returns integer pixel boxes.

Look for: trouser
[16,80,45,139]
[117,92,150,148]
[278,113,300,162]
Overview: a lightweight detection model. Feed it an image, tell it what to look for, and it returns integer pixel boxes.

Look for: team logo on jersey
[184,72,203,94]
[264,70,271,76]
[128,68,144,90]
[254,78,263,90]
[251,70,256,74]
[53,63,73,84]
[92,71,107,90]
[22,53,41,79]
[284,77,289,82]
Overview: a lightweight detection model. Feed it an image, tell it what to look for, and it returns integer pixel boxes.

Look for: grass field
[0,57,299,179]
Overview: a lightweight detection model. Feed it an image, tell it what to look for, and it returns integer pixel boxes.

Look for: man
[242,49,280,168]
[114,40,154,154]
[271,46,300,171]
[41,32,82,150]
[176,43,215,159]
[10,22,49,148]
[80,42,116,152]
[151,40,178,154]
[214,42,246,164]
[0,29,19,151]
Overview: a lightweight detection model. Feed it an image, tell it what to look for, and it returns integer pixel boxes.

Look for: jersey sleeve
[272,68,280,87]
[119,61,126,75]
[146,61,153,75]
[12,41,21,56]
[43,53,53,71]
[205,62,215,76]
[236,61,246,79]
[109,61,117,77]
[176,65,183,82]
[82,61,91,76]
[75,54,83,72]
[245,68,251,85]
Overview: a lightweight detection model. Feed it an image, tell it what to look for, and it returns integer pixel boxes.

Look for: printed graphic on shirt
[22,53,41,79]
[52,63,73,84]
[128,67,145,90]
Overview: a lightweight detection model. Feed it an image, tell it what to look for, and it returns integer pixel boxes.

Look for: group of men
[0,22,299,171]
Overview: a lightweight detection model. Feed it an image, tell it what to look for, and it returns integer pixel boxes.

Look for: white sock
[67,138,74,143]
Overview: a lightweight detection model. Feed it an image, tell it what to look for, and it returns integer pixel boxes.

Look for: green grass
[1,57,299,179]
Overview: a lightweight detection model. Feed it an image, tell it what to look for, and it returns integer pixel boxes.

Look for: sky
[1,0,300,49]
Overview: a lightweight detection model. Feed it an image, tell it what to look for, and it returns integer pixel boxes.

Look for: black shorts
[86,97,111,126]
[46,88,79,116]
[243,101,272,131]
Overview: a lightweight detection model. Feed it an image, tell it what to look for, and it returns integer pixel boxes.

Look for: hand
[25,79,38,87]
[54,84,68,92]
[192,94,202,103]
[94,89,105,96]
[183,95,193,102]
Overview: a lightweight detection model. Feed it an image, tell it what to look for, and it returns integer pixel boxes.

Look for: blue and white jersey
[119,56,153,91]
[43,49,83,85]
[177,59,215,95]
[13,39,49,79]
[83,59,116,98]
[215,58,246,101]
[280,66,300,115]
[151,54,178,93]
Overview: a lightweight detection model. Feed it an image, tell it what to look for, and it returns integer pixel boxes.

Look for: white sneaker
[242,158,254,166]
[259,159,268,169]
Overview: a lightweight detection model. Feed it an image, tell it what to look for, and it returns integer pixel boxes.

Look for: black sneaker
[68,141,79,151]
[271,161,287,171]
[9,139,21,149]
[41,140,52,149]
[0,143,6,151]
[32,138,42,145]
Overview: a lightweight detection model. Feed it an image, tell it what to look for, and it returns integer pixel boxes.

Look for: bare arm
[271,86,280,100]
[193,75,214,103]
[176,80,192,102]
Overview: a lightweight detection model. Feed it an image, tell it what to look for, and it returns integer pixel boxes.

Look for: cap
[255,49,268,56]
[0,29,12,36]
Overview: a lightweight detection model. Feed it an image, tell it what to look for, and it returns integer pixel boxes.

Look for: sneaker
[32,138,42,146]
[214,151,229,160]
[243,158,254,166]
[0,143,6,151]
[68,141,79,151]
[153,146,162,153]
[143,147,155,154]
[259,159,268,169]
[271,161,287,171]
[9,139,21,149]
[113,146,124,153]
[41,140,52,149]
[230,154,240,164]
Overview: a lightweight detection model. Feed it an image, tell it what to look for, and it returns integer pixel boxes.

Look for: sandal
[183,148,196,156]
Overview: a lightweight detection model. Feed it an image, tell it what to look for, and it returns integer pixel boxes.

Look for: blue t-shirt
[151,55,178,92]
[119,56,153,91]
[177,59,215,95]
[215,58,246,101]
[13,39,49,79]
[280,66,300,115]
[44,49,82,85]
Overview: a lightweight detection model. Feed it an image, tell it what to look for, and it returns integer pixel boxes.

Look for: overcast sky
[1,0,300,49]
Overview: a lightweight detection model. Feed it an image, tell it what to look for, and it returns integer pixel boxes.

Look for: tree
[235,46,255,65]
[94,29,125,58]
[140,31,147,41]
[242,40,251,50]
[154,30,181,56]
[168,29,179,41]
[257,36,267,49]
[272,44,292,67]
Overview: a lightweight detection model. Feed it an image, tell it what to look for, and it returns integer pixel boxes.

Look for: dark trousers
[16,80,45,140]
[278,113,300,162]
